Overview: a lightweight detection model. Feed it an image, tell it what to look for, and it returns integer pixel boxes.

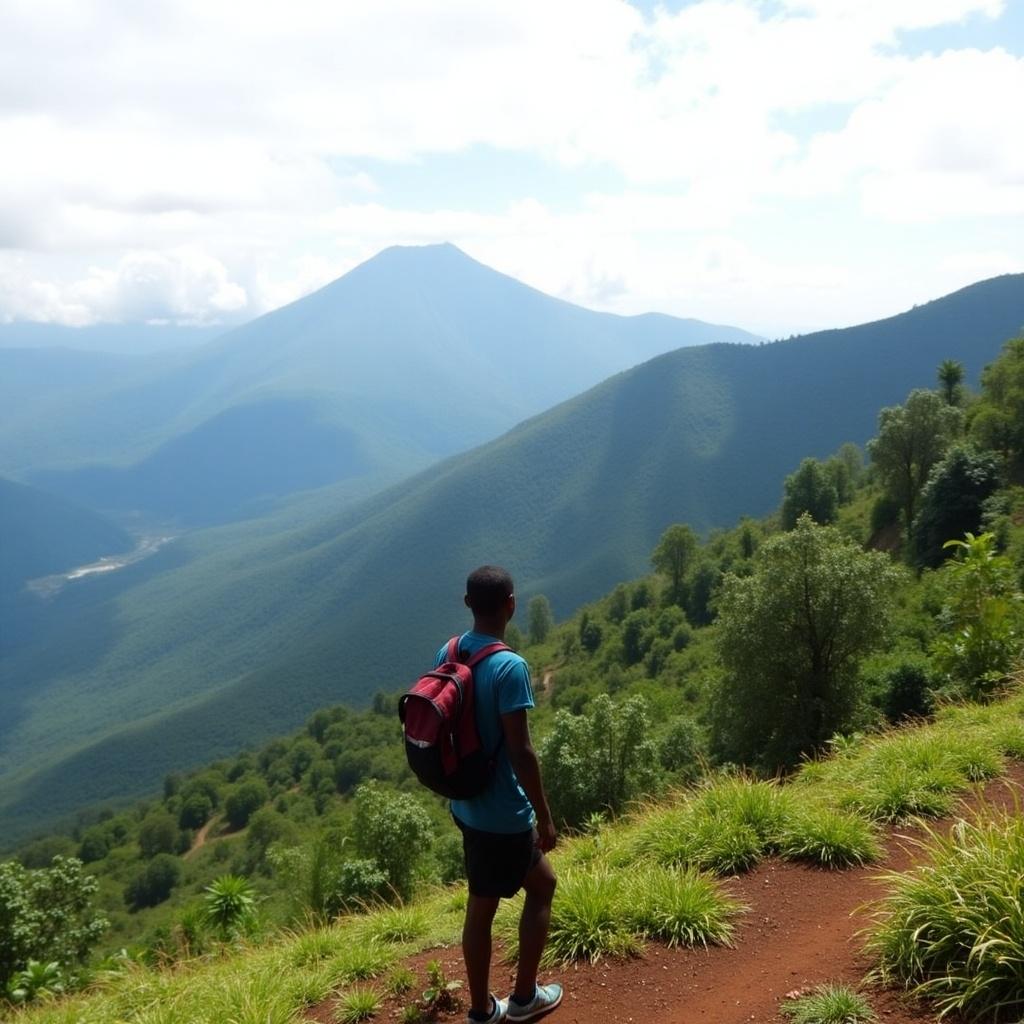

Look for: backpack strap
[445,635,462,663]
[466,642,510,668]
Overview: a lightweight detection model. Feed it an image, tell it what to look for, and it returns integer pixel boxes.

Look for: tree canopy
[712,516,902,769]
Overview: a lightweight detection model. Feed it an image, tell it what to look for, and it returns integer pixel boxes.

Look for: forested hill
[9,244,759,525]
[1,273,1021,840]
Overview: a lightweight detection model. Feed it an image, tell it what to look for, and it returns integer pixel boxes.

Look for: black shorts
[454,816,541,898]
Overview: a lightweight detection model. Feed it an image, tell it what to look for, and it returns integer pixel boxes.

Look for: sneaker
[507,983,563,1023]
[468,993,508,1023]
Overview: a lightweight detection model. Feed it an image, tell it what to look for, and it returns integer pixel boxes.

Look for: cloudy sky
[2,0,1023,337]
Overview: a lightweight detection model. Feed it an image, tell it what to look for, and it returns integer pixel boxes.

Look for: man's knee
[523,857,556,904]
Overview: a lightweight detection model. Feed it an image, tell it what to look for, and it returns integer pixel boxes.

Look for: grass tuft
[623,865,743,947]
[780,808,883,868]
[782,984,876,1024]
[356,905,431,945]
[333,985,382,1024]
[866,807,1024,1021]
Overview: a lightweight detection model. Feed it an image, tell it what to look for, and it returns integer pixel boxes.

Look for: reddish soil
[310,768,1024,1024]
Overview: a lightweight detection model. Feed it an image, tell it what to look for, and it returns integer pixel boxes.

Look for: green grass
[355,905,431,945]
[333,985,382,1024]
[623,865,743,947]
[782,984,876,1024]
[779,808,882,868]
[865,807,1024,1021]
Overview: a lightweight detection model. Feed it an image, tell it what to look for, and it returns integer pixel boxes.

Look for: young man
[437,565,562,1024]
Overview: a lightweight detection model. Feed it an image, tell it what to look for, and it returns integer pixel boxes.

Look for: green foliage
[202,876,257,941]
[911,445,1001,568]
[970,335,1024,467]
[937,358,965,406]
[931,531,1024,698]
[868,388,963,529]
[225,780,270,830]
[527,595,554,644]
[0,856,107,990]
[867,810,1024,1021]
[419,959,462,1015]
[357,906,430,945]
[540,695,659,827]
[782,984,875,1024]
[351,784,433,900]
[712,516,902,769]
[657,716,704,781]
[124,854,182,910]
[138,811,180,859]
[651,523,698,603]
[5,960,66,1005]
[781,458,838,529]
[859,651,936,723]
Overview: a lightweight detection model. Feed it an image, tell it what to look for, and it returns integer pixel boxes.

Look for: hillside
[6,244,759,524]
[1,274,1021,838]
[0,478,132,607]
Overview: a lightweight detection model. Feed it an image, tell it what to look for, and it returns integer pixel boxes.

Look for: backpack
[398,635,510,799]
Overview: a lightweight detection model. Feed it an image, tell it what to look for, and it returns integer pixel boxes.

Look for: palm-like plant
[202,874,257,940]
[6,960,65,1004]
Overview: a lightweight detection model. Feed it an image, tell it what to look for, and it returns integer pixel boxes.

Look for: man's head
[465,564,515,622]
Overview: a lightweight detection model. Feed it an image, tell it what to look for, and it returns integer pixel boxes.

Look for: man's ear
[464,594,472,609]
[507,593,516,619]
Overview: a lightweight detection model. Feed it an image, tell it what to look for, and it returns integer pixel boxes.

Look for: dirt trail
[313,767,1024,1024]
[183,816,219,861]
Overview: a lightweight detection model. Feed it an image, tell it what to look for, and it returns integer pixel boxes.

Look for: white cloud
[0,0,1019,326]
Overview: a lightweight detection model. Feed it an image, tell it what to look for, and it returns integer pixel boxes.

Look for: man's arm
[501,709,556,852]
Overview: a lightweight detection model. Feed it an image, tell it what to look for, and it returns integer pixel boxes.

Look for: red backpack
[398,635,509,799]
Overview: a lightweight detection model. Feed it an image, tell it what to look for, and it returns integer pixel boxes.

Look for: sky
[1,0,1023,338]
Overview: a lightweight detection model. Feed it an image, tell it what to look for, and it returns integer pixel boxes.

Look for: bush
[540,695,659,827]
[0,857,107,990]
[352,783,434,899]
[867,810,1024,1021]
[860,652,936,723]
[782,984,876,1024]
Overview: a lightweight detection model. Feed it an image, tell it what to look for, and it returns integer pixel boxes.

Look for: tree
[711,515,902,769]
[539,695,659,827]
[138,810,180,859]
[867,389,963,530]
[931,532,1024,699]
[938,358,965,405]
[224,779,269,830]
[651,524,698,603]
[780,458,838,529]
[970,336,1024,470]
[351,783,433,899]
[911,445,1001,568]
[527,595,553,644]
[124,854,182,909]
[0,857,108,990]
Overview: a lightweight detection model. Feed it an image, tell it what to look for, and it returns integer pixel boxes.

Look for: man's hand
[536,815,557,853]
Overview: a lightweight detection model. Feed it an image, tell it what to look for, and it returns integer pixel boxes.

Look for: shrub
[225,779,269,829]
[202,875,257,940]
[0,856,107,989]
[352,784,434,900]
[867,810,1024,1021]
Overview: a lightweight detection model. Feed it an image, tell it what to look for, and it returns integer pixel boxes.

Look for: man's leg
[464,893,501,1016]
[513,854,557,1004]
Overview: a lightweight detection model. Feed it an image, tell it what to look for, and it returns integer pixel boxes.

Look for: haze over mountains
[1,244,759,525]
[2,255,1023,842]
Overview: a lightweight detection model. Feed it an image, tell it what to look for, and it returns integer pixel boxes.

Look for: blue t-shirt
[436,630,536,834]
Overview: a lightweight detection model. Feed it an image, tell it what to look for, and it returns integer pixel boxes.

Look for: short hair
[466,565,514,615]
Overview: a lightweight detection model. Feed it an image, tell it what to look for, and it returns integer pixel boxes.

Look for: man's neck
[471,618,505,641]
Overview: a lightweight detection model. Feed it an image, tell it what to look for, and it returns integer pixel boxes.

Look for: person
[437,565,562,1024]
